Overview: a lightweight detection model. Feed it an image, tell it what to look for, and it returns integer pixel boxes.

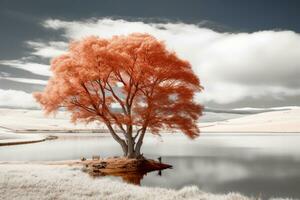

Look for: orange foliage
[34,33,203,157]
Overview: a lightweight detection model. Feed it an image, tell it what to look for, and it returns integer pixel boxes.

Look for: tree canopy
[34,33,203,158]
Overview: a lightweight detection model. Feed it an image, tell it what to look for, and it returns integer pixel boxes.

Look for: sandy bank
[0,128,46,146]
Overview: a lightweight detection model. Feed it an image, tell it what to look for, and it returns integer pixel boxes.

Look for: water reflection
[85,156,170,185]
[90,170,164,185]
[144,155,300,199]
[1,134,300,198]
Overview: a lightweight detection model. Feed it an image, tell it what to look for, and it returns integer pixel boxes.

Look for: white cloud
[2,18,300,106]
[41,18,300,104]
[0,89,39,108]
[26,41,67,58]
[0,77,48,85]
[0,60,51,76]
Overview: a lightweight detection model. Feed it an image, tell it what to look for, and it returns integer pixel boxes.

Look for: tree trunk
[121,143,128,157]
[134,129,146,158]
[105,122,128,157]
[105,122,147,158]
[127,137,135,158]
[126,125,136,158]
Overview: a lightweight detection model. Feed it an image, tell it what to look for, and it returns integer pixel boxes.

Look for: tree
[34,33,203,158]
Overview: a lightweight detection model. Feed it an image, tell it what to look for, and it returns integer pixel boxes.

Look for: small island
[33,33,202,174]
[81,157,172,185]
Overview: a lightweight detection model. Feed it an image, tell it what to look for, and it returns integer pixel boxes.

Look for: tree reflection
[90,169,167,185]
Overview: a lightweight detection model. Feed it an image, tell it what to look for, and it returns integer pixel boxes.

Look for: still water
[1,133,300,199]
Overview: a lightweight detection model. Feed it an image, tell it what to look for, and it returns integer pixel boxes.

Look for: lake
[1,133,300,199]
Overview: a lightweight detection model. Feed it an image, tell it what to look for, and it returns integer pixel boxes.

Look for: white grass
[0,164,260,200]
[0,164,294,200]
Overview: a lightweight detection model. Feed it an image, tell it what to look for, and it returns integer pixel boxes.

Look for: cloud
[26,41,67,58]
[0,77,48,85]
[41,18,300,104]
[0,89,39,109]
[2,18,300,106]
[0,60,51,76]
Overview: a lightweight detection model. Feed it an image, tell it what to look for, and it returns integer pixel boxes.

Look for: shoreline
[1,131,300,147]
[0,107,299,147]
[0,128,47,146]
[0,138,46,146]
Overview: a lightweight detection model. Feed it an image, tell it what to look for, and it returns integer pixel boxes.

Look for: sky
[0,0,300,109]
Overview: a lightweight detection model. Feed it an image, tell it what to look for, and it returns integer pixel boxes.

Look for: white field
[0,108,106,131]
[0,107,299,133]
[0,107,300,145]
[0,108,106,145]
[0,163,289,200]
[201,107,300,133]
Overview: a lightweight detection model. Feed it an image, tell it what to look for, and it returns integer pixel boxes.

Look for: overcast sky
[0,0,300,109]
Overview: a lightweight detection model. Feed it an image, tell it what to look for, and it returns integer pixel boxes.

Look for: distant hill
[204,106,295,114]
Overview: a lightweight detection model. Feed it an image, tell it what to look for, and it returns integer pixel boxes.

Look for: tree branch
[106,82,128,115]
[133,127,143,141]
